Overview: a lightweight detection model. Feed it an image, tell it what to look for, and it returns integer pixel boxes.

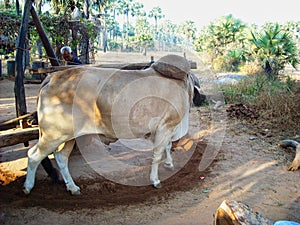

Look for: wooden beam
[29,65,80,74]
[29,63,152,74]
[0,112,36,131]
[30,7,60,66]
[28,61,197,75]
[0,127,39,148]
[96,62,152,70]
[189,61,197,69]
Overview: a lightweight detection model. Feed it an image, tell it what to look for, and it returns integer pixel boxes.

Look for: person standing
[60,46,82,65]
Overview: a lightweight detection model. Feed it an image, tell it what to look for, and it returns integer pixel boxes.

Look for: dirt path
[0,51,299,225]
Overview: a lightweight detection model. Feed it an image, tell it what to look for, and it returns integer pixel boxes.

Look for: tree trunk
[16,0,20,15]
[4,0,9,9]
[84,0,90,19]
[103,25,107,53]
[215,200,274,225]
[71,22,79,58]
[79,24,90,64]
[264,61,273,80]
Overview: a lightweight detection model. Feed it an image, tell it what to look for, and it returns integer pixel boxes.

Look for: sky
[141,0,300,29]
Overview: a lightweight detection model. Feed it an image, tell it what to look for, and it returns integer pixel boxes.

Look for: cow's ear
[151,54,190,80]
[193,87,206,106]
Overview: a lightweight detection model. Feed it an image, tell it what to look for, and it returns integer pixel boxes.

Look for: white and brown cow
[23,55,201,195]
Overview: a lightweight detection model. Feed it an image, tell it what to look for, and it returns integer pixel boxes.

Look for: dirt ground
[0,51,299,225]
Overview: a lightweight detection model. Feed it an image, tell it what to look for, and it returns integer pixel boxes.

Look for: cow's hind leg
[150,128,172,188]
[164,142,174,169]
[24,140,60,194]
[53,139,80,195]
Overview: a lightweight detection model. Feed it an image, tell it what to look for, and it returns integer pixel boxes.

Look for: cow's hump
[151,54,190,80]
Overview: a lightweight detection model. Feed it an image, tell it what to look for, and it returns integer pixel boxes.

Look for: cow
[23,55,203,195]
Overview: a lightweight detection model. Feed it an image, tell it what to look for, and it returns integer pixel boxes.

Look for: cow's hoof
[67,184,81,195]
[70,189,81,195]
[153,181,162,189]
[154,183,162,189]
[164,162,174,170]
[23,187,31,195]
[68,186,81,195]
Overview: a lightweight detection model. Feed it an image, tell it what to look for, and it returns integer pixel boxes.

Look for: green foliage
[0,10,21,55]
[1,7,99,58]
[228,48,248,71]
[220,75,262,103]
[220,74,297,104]
[195,16,300,78]
[221,74,300,130]
[211,55,231,72]
[194,14,248,72]
[249,23,299,80]
[195,14,247,56]
[1,0,202,56]
[108,40,122,50]
[136,33,153,46]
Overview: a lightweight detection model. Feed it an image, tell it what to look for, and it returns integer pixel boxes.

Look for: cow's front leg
[54,140,80,195]
[164,142,174,169]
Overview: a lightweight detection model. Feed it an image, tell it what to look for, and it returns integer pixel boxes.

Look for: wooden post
[15,0,32,118]
[14,2,59,181]
[0,59,2,77]
[150,56,154,63]
[30,7,60,66]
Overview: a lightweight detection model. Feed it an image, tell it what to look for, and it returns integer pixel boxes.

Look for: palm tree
[194,15,246,58]
[250,23,299,80]
[108,0,120,40]
[148,6,164,39]
[180,20,196,45]
[158,20,178,50]
[117,0,133,42]
[131,2,144,17]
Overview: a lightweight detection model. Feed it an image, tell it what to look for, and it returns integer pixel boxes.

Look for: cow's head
[189,72,206,107]
[151,54,206,107]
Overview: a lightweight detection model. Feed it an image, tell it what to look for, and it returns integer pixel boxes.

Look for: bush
[108,40,122,51]
[239,60,263,75]
[220,74,300,130]
[211,55,231,72]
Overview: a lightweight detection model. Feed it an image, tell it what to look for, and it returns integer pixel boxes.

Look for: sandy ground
[0,51,299,225]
